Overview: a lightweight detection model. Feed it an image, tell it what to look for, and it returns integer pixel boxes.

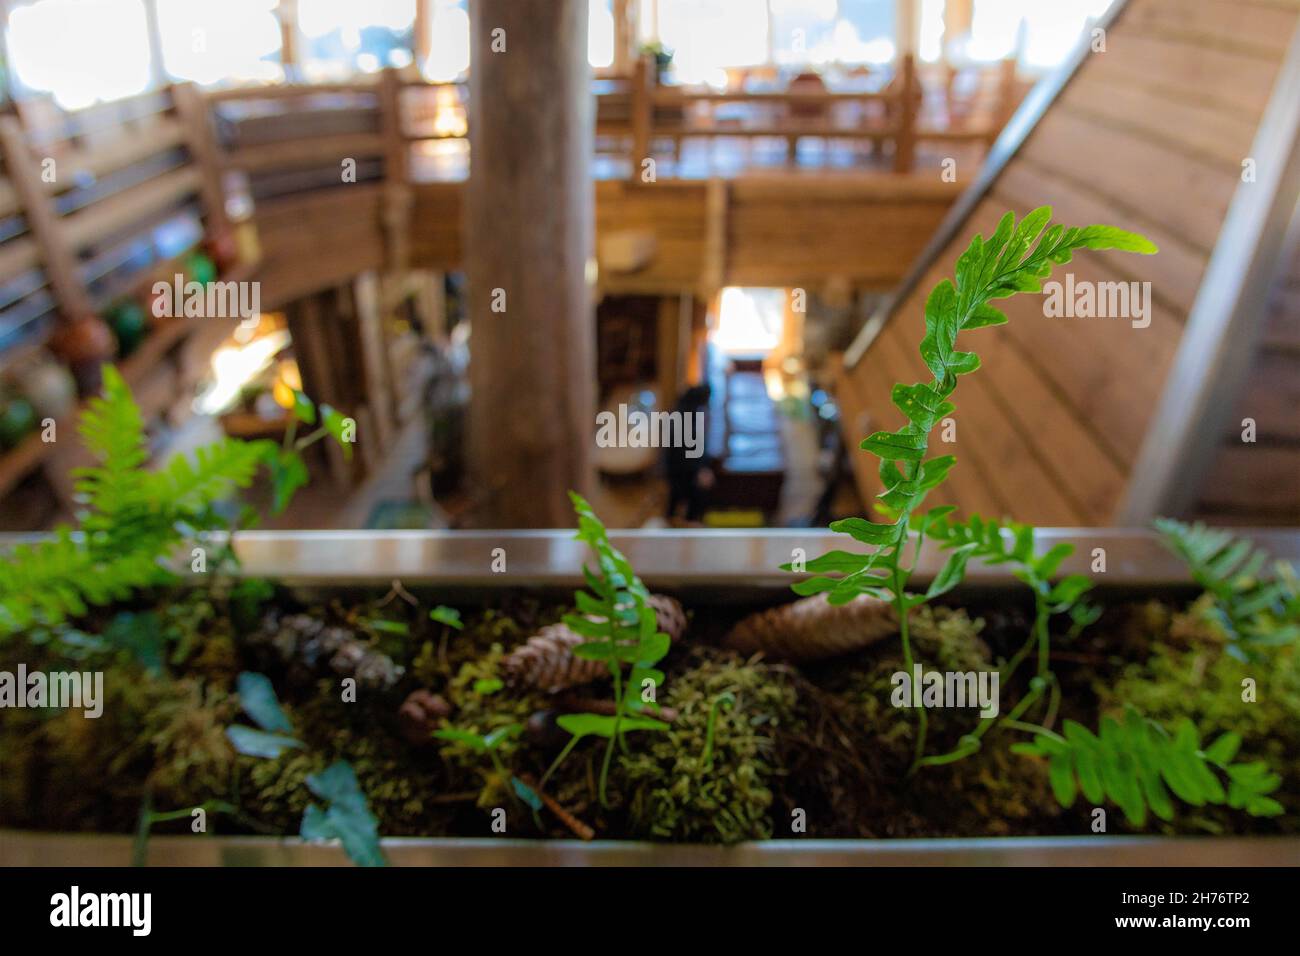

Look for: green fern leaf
[1155,518,1300,660]
[1014,705,1283,826]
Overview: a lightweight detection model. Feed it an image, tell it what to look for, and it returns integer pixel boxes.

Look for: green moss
[618,647,799,843]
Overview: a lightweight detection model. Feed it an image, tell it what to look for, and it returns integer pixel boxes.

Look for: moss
[617,647,799,843]
[143,678,240,810]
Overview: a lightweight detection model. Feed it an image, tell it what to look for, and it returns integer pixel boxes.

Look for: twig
[519,774,595,841]
[558,694,678,722]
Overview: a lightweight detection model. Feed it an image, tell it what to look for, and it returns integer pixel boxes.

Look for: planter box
[3,528,1299,866]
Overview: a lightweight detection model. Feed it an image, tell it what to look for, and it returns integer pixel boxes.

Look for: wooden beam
[465,0,596,527]
[0,116,93,317]
[892,53,917,173]
[1118,26,1300,522]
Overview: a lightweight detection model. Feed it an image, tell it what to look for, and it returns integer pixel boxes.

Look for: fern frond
[798,208,1156,603]
[929,513,1092,606]
[74,366,150,522]
[1012,705,1283,826]
[144,437,271,515]
[1155,518,1300,660]
[0,528,170,635]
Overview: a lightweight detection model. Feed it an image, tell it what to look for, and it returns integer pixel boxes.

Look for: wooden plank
[975,322,1129,523]
[171,82,231,236]
[1057,73,1260,170]
[45,117,185,192]
[222,133,387,173]
[0,236,40,282]
[995,160,1206,315]
[1124,0,1298,58]
[61,167,203,250]
[1088,30,1284,116]
[1229,350,1300,440]
[1197,446,1300,514]
[1262,284,1300,351]
[1021,107,1237,255]
[0,117,92,316]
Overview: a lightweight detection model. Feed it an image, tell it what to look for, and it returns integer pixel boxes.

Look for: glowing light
[431,86,468,137]
[194,328,292,415]
[713,287,784,355]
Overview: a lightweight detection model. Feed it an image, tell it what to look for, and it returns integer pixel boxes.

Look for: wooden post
[413,0,431,69]
[379,67,412,270]
[893,53,917,173]
[990,56,1019,145]
[0,117,93,318]
[465,0,596,527]
[630,53,652,182]
[171,82,231,238]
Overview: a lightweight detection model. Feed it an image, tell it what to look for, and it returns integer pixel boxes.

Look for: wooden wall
[835,0,1300,526]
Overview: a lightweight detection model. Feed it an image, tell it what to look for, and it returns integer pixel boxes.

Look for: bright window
[297,0,416,81]
[155,0,282,86]
[917,0,945,62]
[658,0,769,86]
[589,0,616,69]
[424,0,470,81]
[6,0,153,110]
[770,0,894,66]
[965,0,1115,70]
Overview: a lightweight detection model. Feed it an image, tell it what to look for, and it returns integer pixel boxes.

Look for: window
[6,0,153,109]
[589,0,616,69]
[423,0,470,81]
[770,0,895,66]
[658,0,768,86]
[297,0,416,81]
[964,0,1115,70]
[155,0,282,86]
[917,0,945,62]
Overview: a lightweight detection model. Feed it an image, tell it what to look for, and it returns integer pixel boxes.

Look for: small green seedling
[542,492,671,806]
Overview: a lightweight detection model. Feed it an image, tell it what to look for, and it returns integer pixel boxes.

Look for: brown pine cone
[252,610,406,690]
[723,592,897,662]
[397,689,452,745]
[502,594,687,694]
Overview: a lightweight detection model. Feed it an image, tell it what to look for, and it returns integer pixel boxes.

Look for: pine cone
[398,689,452,745]
[723,593,897,662]
[502,594,687,694]
[252,611,406,690]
